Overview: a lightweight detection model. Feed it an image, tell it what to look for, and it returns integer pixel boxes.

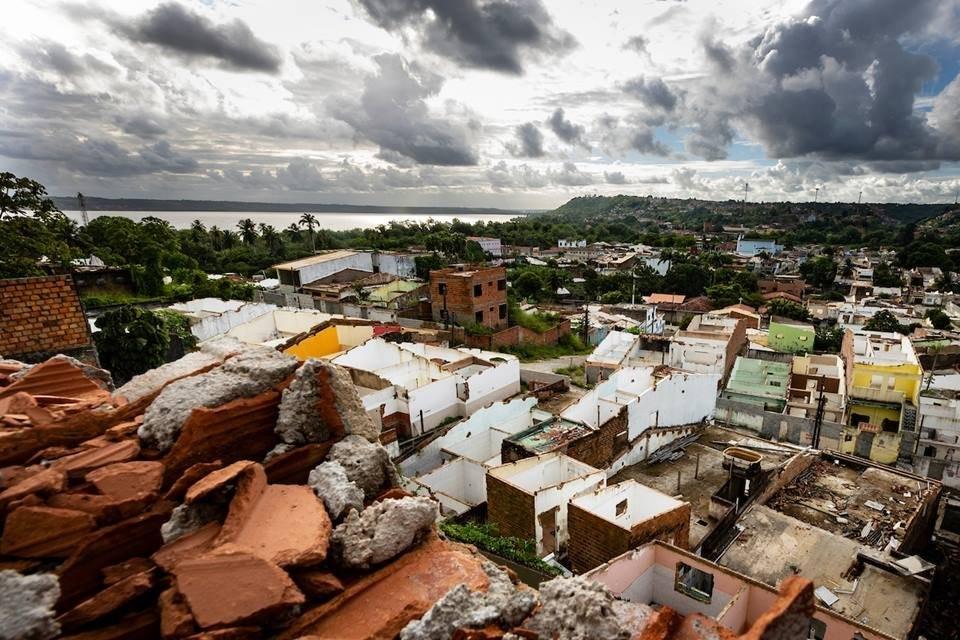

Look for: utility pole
[814,187,819,204]
[857,191,862,205]
[77,192,89,226]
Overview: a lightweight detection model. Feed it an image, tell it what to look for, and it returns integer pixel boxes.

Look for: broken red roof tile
[279,535,489,640]
[47,492,155,525]
[51,440,141,479]
[152,522,222,573]
[173,544,305,629]
[159,587,198,639]
[101,557,155,585]
[291,570,344,601]
[57,502,174,611]
[1,505,96,557]
[86,461,164,501]
[161,389,284,484]
[0,391,38,415]
[57,569,157,633]
[263,442,333,485]
[103,420,141,442]
[184,461,257,505]
[216,481,332,568]
[0,356,108,402]
[165,461,224,502]
[0,467,66,506]
[182,626,261,640]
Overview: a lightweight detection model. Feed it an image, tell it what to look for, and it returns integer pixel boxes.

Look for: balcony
[850,386,905,405]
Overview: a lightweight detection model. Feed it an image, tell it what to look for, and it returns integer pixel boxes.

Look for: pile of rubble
[0,339,816,639]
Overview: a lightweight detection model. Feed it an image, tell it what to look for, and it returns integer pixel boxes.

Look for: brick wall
[430,266,508,330]
[486,474,535,541]
[464,318,572,349]
[568,502,692,573]
[0,275,95,363]
[567,408,628,469]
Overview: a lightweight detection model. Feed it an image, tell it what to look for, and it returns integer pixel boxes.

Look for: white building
[915,370,960,489]
[558,239,587,248]
[467,236,503,257]
[585,331,641,384]
[669,314,745,380]
[273,250,416,289]
[332,338,521,440]
[168,298,276,342]
[224,308,334,348]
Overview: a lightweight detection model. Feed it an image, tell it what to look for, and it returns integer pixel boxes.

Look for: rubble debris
[523,576,643,640]
[400,561,537,640]
[101,557,154,585]
[290,570,343,600]
[164,461,223,502]
[0,467,66,506]
[161,502,228,545]
[331,497,438,569]
[50,440,141,479]
[214,464,332,567]
[138,347,298,452]
[114,343,236,404]
[184,461,257,505]
[159,587,198,638]
[152,522,222,573]
[0,355,112,401]
[56,569,156,632]
[173,545,305,629]
[275,360,379,446]
[86,461,164,500]
[307,461,364,521]
[326,435,399,500]
[0,570,60,640]
[0,506,96,557]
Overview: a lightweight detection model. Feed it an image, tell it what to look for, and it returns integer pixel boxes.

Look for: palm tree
[237,218,257,245]
[299,213,318,253]
[190,219,207,243]
[209,225,223,250]
[284,223,302,242]
[261,225,282,254]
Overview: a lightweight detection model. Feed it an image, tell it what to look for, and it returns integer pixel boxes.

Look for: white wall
[669,339,726,375]
[296,252,374,284]
[533,468,606,555]
[414,457,487,515]
[408,376,462,434]
[562,367,653,427]
[184,301,276,342]
[462,359,521,413]
[625,372,720,440]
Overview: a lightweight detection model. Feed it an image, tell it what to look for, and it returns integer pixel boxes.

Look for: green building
[768,317,815,354]
[720,356,790,411]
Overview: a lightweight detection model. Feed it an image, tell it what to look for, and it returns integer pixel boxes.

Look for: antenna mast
[77,192,89,226]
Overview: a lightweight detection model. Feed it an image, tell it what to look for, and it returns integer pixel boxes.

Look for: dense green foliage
[94,306,197,384]
[767,299,811,322]
[864,310,920,335]
[438,520,562,576]
[926,308,953,330]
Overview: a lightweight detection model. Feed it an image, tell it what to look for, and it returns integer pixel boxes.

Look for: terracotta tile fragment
[0,357,108,402]
[101,557,155,585]
[263,442,333,485]
[0,391,38,415]
[184,461,256,505]
[0,467,66,505]
[173,545,305,629]
[182,627,261,640]
[47,492,154,524]
[79,436,114,449]
[376,487,413,502]
[86,461,164,500]
[165,461,223,501]
[160,587,198,639]
[1,505,96,557]
[58,609,159,640]
[291,570,344,600]
[52,440,141,479]
[216,483,331,567]
[152,522,222,573]
[104,420,140,441]
[57,569,156,632]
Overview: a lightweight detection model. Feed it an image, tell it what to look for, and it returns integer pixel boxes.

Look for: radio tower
[77,192,89,226]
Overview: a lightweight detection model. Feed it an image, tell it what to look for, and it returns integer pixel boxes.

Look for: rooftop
[488,451,601,493]
[272,250,359,271]
[571,480,687,529]
[503,416,595,456]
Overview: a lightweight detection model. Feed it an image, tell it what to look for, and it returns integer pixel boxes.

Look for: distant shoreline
[53,196,533,216]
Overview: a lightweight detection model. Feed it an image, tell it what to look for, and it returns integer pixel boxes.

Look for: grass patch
[499,333,592,362]
[439,520,562,576]
[554,363,589,388]
[81,290,161,309]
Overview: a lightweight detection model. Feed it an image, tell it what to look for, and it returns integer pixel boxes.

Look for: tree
[513,271,544,299]
[300,213,318,253]
[766,299,810,322]
[94,307,196,384]
[0,172,59,220]
[237,218,258,245]
[799,256,837,290]
[814,323,844,353]
[0,173,74,276]
[864,310,909,334]
[926,308,953,330]
[872,262,902,287]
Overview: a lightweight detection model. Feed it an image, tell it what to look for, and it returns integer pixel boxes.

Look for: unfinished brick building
[429,264,508,330]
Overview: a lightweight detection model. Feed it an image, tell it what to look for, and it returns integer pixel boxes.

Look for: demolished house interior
[0,336,946,640]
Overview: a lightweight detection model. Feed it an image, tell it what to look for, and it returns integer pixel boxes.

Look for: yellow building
[840,331,922,464]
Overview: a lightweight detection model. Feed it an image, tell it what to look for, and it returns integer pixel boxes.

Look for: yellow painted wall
[839,424,901,464]
[849,362,922,405]
[285,325,340,360]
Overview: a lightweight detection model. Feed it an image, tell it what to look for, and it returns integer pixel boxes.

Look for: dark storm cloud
[120,115,167,138]
[547,108,586,147]
[604,170,627,184]
[623,76,677,112]
[623,35,648,54]
[120,3,282,72]
[355,0,575,74]
[332,54,477,166]
[508,122,545,157]
[550,161,593,186]
[629,127,670,157]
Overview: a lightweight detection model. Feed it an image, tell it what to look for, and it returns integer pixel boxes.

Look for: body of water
[61,210,523,231]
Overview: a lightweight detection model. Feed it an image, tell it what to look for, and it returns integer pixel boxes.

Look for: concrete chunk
[307,461,364,521]
[327,435,399,500]
[523,576,637,640]
[138,347,298,452]
[331,497,438,569]
[0,570,60,640]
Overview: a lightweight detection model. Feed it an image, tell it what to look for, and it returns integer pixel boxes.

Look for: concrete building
[224,308,334,348]
[735,236,783,257]
[767,317,816,354]
[567,481,691,573]
[786,354,847,423]
[720,357,790,412]
[466,236,502,257]
[429,265,508,330]
[586,542,900,640]
[840,330,923,464]
[914,368,960,489]
[585,330,640,384]
[332,338,520,441]
[169,298,276,342]
[669,313,747,381]
[273,250,416,289]
[487,452,605,557]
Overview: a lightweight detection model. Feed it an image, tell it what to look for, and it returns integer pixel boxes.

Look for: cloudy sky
[2,0,959,208]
